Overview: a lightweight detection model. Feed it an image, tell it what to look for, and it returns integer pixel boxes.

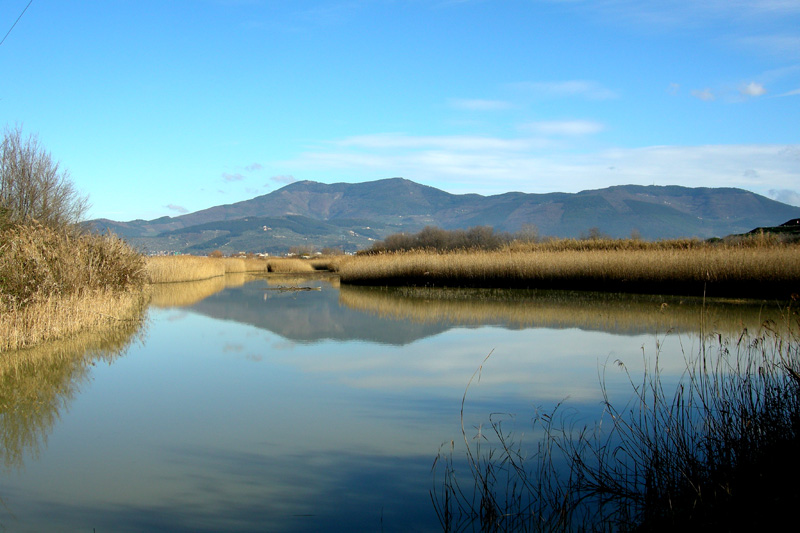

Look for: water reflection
[0,276,787,531]
[161,275,782,343]
[185,275,453,345]
[339,285,782,336]
[0,312,147,470]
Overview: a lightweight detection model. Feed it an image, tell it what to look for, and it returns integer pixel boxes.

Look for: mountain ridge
[89,178,800,254]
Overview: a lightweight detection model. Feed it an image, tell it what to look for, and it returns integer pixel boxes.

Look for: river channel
[0,274,786,532]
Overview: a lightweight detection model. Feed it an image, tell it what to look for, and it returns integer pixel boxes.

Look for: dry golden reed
[145,255,315,283]
[1,224,149,351]
[266,257,316,273]
[145,255,226,283]
[0,288,148,352]
[339,245,800,299]
[1,224,146,308]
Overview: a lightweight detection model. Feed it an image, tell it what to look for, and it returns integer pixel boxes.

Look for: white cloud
[539,1,800,27]
[776,87,800,97]
[165,204,189,214]
[740,81,767,96]
[449,98,513,111]
[691,88,716,101]
[738,35,800,59]
[285,134,800,200]
[270,175,297,185]
[336,133,554,151]
[511,80,618,100]
[521,120,605,136]
[768,188,800,206]
[222,172,245,182]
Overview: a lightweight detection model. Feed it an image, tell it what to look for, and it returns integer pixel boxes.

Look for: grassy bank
[338,240,800,299]
[433,313,800,531]
[1,224,148,352]
[145,255,314,283]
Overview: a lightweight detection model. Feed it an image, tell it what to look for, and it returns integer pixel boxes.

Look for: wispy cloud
[271,175,297,185]
[245,162,264,172]
[540,1,800,27]
[165,204,189,214]
[738,35,800,59]
[449,98,513,111]
[521,120,605,136]
[287,133,800,201]
[740,81,767,96]
[776,87,800,97]
[691,88,716,101]
[222,172,245,182]
[336,133,554,151]
[512,80,618,100]
[768,188,800,206]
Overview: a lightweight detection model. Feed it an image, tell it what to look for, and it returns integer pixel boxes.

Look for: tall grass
[432,312,800,531]
[0,224,145,308]
[265,257,316,273]
[145,255,314,283]
[0,224,148,351]
[339,244,800,299]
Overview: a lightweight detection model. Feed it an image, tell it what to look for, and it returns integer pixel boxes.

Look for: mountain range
[90,178,800,254]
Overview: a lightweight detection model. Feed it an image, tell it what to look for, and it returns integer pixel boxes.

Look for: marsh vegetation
[0,222,148,352]
[432,312,800,531]
[338,233,800,299]
[1,126,148,351]
[144,255,315,284]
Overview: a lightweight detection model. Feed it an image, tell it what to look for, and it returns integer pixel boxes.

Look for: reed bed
[339,285,785,336]
[0,224,146,308]
[1,224,148,351]
[339,245,800,299]
[265,257,316,273]
[433,313,800,531]
[0,288,149,352]
[145,255,226,283]
[221,257,269,274]
[145,255,315,283]
[310,255,348,272]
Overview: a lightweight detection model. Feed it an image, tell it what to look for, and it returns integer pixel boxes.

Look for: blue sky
[1,0,798,221]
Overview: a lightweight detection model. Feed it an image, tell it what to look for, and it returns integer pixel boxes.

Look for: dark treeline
[366,222,800,255]
[368,225,540,253]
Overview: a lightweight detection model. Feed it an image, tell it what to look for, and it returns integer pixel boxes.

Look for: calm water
[0,274,782,532]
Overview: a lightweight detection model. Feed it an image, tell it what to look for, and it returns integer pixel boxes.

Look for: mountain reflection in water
[173,275,781,344]
[0,275,787,532]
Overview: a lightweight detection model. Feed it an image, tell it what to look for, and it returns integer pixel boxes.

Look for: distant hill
[89,178,800,254]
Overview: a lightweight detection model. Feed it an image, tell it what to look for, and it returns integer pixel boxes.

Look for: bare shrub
[0,125,89,228]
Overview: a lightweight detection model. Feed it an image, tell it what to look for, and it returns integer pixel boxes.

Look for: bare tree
[0,125,89,228]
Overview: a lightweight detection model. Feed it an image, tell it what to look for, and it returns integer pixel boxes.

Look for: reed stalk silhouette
[432,309,800,531]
